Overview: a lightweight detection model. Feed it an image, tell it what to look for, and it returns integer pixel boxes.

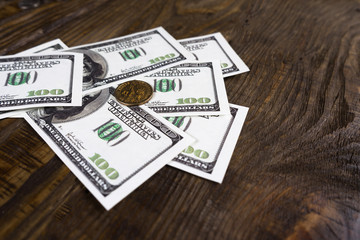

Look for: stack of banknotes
[0,27,249,210]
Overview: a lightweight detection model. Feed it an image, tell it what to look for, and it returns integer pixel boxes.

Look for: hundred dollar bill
[0,53,83,113]
[24,88,194,210]
[69,27,194,94]
[167,104,248,183]
[0,40,70,119]
[179,33,249,78]
[18,39,68,54]
[142,61,230,116]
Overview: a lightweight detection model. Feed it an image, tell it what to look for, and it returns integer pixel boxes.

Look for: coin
[115,80,153,106]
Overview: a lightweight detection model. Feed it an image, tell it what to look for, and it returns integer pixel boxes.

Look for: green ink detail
[177,97,211,104]
[149,53,175,64]
[166,116,185,128]
[105,168,119,180]
[197,97,211,103]
[36,89,49,96]
[176,98,184,104]
[97,122,123,141]
[89,153,100,161]
[88,153,119,180]
[221,63,228,68]
[183,146,194,154]
[89,153,101,162]
[194,149,209,159]
[121,49,141,60]
[8,72,28,86]
[156,79,175,92]
[27,91,35,97]
[26,88,64,97]
[95,158,109,170]
[50,89,64,95]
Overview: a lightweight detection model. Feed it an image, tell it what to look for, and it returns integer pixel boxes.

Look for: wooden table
[1,0,360,239]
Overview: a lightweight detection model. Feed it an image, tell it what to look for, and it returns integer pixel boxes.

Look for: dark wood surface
[1,0,360,239]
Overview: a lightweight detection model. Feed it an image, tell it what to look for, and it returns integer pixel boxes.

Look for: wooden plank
[0,0,359,239]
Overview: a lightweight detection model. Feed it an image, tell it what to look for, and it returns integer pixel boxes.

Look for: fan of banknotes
[0,27,249,210]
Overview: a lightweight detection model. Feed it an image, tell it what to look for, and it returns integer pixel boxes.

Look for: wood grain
[0,0,360,239]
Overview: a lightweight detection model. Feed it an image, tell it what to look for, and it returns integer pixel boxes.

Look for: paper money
[69,27,194,94]
[0,53,83,112]
[167,104,248,183]
[24,88,194,210]
[179,33,249,77]
[0,39,70,119]
[18,39,68,54]
[143,61,230,116]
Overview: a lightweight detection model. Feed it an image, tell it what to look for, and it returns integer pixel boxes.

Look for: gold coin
[114,80,153,106]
